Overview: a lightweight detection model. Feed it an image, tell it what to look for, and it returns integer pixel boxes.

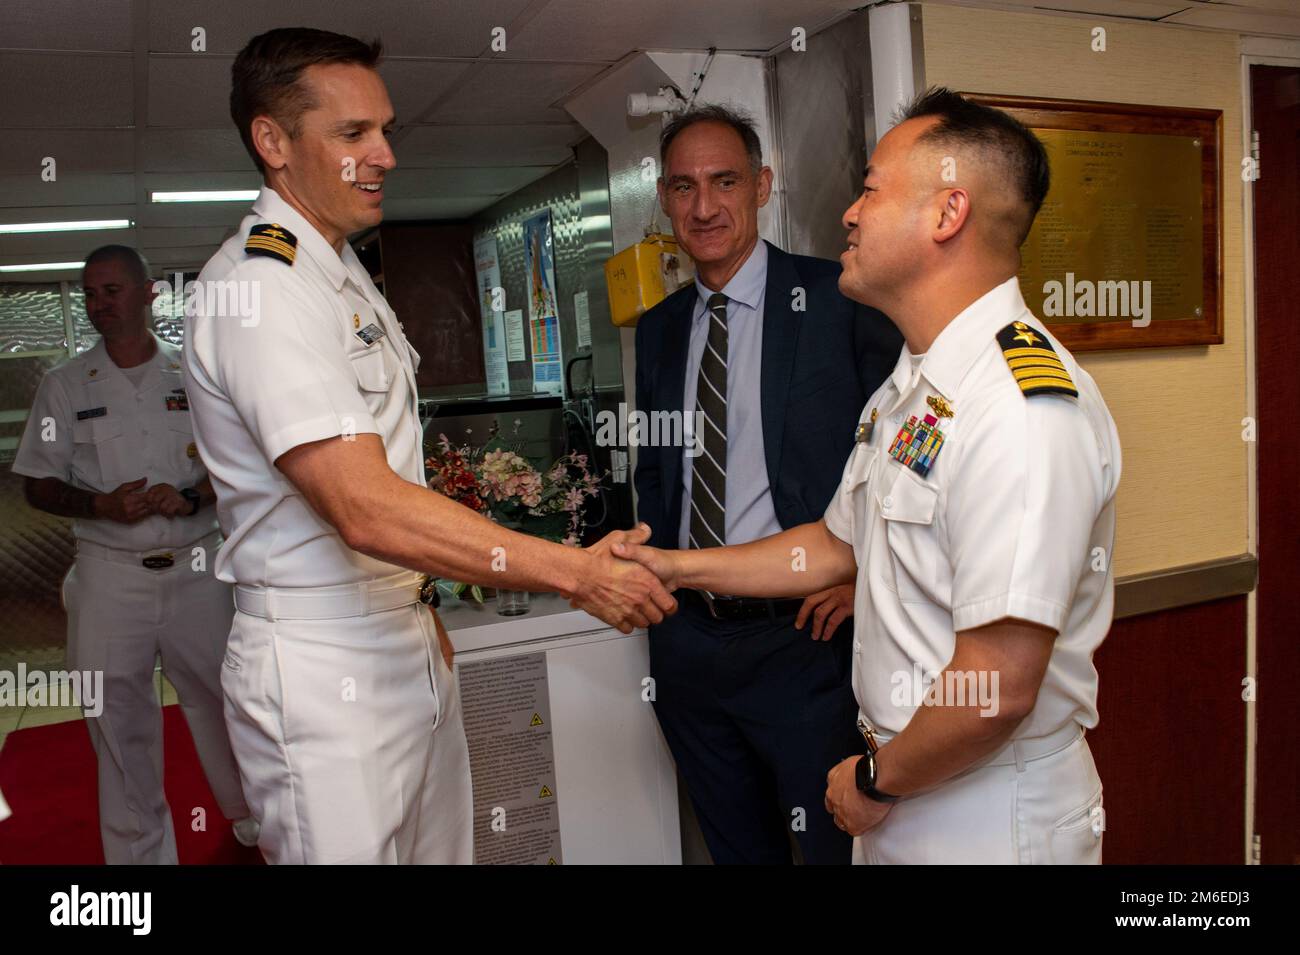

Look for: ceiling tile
[140,128,252,172]
[145,0,535,57]
[2,0,134,52]
[148,55,230,127]
[0,53,134,126]
[395,124,579,167]
[0,174,136,208]
[380,59,475,121]
[504,0,859,59]
[428,60,609,124]
[0,129,134,174]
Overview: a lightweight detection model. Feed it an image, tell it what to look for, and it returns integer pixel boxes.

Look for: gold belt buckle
[857,715,880,755]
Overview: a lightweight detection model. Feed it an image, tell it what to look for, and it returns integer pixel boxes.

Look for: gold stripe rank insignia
[245,222,297,265]
[996,321,1078,398]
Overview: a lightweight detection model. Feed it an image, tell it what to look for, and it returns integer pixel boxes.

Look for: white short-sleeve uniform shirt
[183,186,424,588]
[12,334,219,551]
[824,278,1122,741]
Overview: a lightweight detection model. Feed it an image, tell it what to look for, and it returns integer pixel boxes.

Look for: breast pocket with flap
[71,414,126,489]
[349,342,396,394]
[876,464,946,605]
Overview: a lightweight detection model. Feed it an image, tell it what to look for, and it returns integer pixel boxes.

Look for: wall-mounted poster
[523,210,563,396]
[473,235,509,396]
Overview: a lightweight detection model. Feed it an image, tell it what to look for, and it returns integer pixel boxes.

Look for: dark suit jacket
[633,240,903,550]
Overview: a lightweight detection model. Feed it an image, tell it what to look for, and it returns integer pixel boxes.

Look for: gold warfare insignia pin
[996,321,1077,398]
[186,442,198,459]
[88,368,98,377]
[926,395,954,418]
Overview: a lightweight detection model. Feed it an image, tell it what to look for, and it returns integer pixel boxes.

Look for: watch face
[418,577,439,606]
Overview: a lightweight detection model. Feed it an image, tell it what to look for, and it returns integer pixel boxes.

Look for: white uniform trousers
[221,600,473,864]
[63,543,249,865]
[854,724,1104,864]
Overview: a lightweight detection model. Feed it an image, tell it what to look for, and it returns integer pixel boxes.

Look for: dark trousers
[649,601,863,864]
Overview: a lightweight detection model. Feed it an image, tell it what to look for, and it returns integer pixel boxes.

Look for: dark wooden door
[1251,64,1300,866]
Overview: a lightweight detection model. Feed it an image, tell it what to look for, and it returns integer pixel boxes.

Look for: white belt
[863,717,1083,773]
[234,571,423,621]
[77,529,222,569]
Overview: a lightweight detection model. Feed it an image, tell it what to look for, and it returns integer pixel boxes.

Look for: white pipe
[869,2,922,142]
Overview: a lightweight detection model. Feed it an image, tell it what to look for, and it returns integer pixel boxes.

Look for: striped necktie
[689,292,728,550]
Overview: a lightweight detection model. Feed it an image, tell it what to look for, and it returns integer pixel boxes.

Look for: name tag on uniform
[355,323,386,346]
[76,407,107,420]
[855,408,878,444]
[142,554,174,569]
[165,389,189,411]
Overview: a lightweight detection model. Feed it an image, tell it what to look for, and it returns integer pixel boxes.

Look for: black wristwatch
[418,575,441,608]
[179,487,201,516]
[854,747,900,804]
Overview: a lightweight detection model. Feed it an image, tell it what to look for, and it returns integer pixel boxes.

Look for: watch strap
[179,487,201,516]
[855,749,900,804]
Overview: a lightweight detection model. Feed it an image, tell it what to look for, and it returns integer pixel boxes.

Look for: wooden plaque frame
[965,93,1223,351]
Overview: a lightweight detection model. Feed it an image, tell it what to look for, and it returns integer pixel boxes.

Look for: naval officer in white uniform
[13,245,254,864]
[183,28,674,864]
[613,88,1121,864]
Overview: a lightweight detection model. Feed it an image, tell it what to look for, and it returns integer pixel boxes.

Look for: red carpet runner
[0,704,262,865]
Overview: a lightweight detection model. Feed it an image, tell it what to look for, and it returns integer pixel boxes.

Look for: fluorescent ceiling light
[0,261,85,273]
[0,219,131,235]
[150,190,259,203]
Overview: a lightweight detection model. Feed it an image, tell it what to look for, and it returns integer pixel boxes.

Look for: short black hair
[660,104,763,174]
[83,245,150,284]
[231,27,384,174]
[898,87,1050,243]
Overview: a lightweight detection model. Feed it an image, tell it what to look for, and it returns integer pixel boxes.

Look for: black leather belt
[683,589,804,622]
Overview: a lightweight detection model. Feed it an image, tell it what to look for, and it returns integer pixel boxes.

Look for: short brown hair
[231,27,383,173]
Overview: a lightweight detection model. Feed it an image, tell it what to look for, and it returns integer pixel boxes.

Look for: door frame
[1240,36,1300,864]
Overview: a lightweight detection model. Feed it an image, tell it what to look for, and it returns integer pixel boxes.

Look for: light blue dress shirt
[678,240,784,550]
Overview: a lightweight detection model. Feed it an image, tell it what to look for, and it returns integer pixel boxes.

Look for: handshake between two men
[570,518,855,635]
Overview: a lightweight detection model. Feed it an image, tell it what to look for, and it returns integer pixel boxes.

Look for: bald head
[82,245,155,340]
[83,244,150,286]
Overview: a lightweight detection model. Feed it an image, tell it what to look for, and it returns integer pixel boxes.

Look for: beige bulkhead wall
[920,2,1250,578]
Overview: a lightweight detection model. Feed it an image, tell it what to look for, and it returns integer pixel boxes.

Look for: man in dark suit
[634,104,902,864]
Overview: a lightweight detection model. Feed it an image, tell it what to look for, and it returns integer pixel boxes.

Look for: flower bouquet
[425,430,605,604]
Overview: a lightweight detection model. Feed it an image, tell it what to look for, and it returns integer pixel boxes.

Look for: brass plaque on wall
[966,95,1223,351]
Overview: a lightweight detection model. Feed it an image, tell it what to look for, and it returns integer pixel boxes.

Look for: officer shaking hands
[183,28,674,865]
[614,88,1122,865]
[12,245,256,864]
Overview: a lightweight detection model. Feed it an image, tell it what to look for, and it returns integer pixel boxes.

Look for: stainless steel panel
[771,9,874,262]
[573,136,623,393]
[470,160,587,398]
